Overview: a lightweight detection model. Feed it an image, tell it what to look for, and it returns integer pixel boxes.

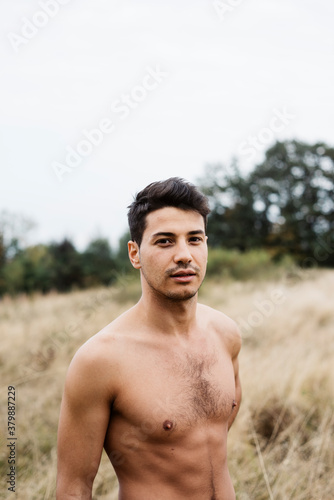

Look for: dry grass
[0,270,333,499]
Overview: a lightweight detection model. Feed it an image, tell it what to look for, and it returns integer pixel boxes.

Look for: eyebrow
[151,230,205,238]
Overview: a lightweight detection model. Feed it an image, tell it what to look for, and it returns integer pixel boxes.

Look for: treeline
[199,139,334,266]
[1,139,333,296]
[0,231,133,296]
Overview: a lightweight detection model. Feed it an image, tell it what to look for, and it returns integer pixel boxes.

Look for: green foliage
[206,247,294,280]
[114,230,133,273]
[0,211,37,295]
[48,239,83,292]
[202,162,269,250]
[2,244,55,294]
[2,257,25,294]
[0,237,122,296]
[1,139,333,296]
[251,141,334,262]
[0,230,136,297]
[81,238,116,287]
[199,140,334,266]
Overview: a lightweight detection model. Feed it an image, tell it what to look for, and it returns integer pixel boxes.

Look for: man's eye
[189,237,202,243]
[156,239,172,245]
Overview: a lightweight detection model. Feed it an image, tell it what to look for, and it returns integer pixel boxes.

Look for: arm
[56,342,113,499]
[227,323,242,431]
[209,306,242,431]
[228,354,242,430]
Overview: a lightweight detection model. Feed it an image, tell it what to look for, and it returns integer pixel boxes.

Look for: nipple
[232,400,237,409]
[163,420,174,431]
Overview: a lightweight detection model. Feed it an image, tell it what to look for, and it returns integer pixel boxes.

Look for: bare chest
[112,347,235,436]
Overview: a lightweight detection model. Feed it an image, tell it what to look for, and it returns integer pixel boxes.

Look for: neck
[135,282,199,338]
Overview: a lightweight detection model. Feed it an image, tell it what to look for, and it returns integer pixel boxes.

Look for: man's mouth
[171,271,196,277]
[169,270,197,282]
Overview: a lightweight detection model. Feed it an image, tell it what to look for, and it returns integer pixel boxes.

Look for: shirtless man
[56,177,242,500]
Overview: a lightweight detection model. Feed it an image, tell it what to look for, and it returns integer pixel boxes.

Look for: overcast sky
[1,0,333,250]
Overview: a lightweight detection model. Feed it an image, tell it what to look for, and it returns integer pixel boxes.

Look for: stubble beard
[163,288,198,302]
[141,267,205,302]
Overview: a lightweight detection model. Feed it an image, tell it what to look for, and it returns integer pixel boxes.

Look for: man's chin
[164,289,198,302]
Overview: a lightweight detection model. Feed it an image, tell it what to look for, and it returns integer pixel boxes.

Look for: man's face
[129,207,208,301]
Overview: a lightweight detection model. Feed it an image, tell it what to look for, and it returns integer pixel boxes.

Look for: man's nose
[173,241,192,264]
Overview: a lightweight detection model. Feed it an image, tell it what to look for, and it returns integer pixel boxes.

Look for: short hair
[127,177,211,246]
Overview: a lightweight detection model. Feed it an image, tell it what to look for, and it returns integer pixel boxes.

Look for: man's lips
[169,269,197,282]
[170,270,196,277]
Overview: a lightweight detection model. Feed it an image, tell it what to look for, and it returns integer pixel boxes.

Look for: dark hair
[127,177,210,246]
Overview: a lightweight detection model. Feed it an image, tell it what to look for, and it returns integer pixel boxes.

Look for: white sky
[1,0,333,250]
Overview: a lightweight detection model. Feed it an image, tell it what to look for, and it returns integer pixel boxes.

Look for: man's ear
[128,240,141,269]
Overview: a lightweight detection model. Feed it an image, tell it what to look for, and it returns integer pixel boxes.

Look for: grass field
[0,268,333,499]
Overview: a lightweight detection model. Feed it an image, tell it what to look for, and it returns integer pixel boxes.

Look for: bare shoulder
[65,309,134,396]
[198,303,242,358]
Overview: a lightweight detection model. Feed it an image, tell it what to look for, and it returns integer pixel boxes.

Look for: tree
[199,161,270,250]
[2,244,56,295]
[198,140,334,265]
[0,233,6,294]
[48,239,83,292]
[250,141,334,262]
[0,210,36,258]
[81,238,116,287]
[0,211,36,295]
[114,231,132,272]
